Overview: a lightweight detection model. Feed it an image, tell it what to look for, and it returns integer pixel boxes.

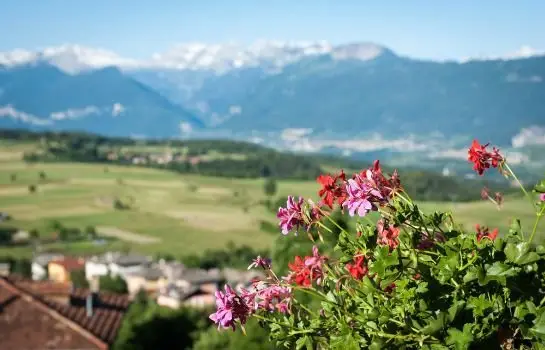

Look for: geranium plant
[210,140,545,349]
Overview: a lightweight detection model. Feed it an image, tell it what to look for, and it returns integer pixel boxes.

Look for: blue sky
[2,0,544,59]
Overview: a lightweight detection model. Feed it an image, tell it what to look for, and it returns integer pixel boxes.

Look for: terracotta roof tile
[49,257,85,272]
[1,275,132,349]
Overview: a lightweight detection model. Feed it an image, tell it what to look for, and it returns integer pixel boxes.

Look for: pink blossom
[209,285,250,331]
[377,219,400,250]
[242,281,292,314]
[248,256,271,270]
[342,178,379,217]
[540,193,545,202]
[277,196,321,235]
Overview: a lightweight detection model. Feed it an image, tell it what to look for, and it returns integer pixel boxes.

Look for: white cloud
[50,106,100,120]
[179,122,193,134]
[460,45,545,63]
[512,126,545,148]
[228,105,242,115]
[112,103,125,117]
[0,105,52,125]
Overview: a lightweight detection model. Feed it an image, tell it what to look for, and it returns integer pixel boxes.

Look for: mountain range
[1,41,544,173]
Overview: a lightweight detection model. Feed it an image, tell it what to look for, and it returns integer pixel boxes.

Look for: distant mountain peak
[331,42,392,61]
[0,41,394,74]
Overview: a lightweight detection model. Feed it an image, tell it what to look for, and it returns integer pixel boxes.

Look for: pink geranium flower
[209,285,250,331]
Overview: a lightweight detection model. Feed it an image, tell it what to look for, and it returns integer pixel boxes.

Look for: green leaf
[421,312,447,335]
[446,324,474,350]
[535,179,545,193]
[448,300,465,322]
[504,242,541,265]
[531,310,545,340]
[463,266,481,283]
[295,336,309,350]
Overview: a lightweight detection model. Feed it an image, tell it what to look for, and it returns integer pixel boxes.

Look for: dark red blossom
[384,283,396,293]
[317,170,347,209]
[468,140,504,176]
[346,254,368,280]
[417,232,446,250]
[475,224,499,242]
[377,219,400,250]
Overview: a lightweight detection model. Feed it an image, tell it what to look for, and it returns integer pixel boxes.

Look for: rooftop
[50,257,85,271]
[0,275,131,349]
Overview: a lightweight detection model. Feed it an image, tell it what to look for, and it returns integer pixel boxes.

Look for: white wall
[85,261,109,280]
[31,263,46,281]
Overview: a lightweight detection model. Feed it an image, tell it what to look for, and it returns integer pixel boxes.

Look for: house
[0,262,10,277]
[108,254,151,280]
[32,253,64,281]
[156,267,223,309]
[157,284,215,309]
[85,253,150,281]
[48,257,85,283]
[85,252,121,280]
[0,275,131,349]
[124,265,164,297]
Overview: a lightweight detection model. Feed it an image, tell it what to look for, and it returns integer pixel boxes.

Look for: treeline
[3,128,513,201]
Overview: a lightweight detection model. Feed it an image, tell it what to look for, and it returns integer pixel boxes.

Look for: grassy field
[0,141,543,259]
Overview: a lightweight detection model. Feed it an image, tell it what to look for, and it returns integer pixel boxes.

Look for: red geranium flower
[475,224,499,242]
[468,140,504,176]
[377,219,400,250]
[287,256,311,286]
[317,170,347,209]
[346,254,368,280]
[287,246,326,287]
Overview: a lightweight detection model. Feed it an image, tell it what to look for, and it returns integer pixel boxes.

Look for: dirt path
[96,226,161,244]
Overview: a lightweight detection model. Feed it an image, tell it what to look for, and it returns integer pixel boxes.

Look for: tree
[29,229,39,243]
[113,306,211,350]
[38,171,47,181]
[10,173,16,182]
[28,184,37,193]
[85,226,97,240]
[263,178,277,197]
[99,274,128,294]
[70,269,89,288]
[11,258,32,278]
[194,319,278,350]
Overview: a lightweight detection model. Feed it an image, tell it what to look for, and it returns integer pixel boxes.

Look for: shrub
[209,139,545,349]
[28,184,37,193]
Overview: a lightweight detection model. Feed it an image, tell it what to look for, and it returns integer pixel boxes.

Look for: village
[1,250,263,307]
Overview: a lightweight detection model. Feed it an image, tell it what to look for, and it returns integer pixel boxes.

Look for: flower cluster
[276,196,321,235]
[287,246,326,287]
[209,285,251,331]
[210,139,545,349]
[317,170,347,208]
[475,224,499,242]
[468,139,504,175]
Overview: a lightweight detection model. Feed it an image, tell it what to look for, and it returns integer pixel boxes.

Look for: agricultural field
[0,140,543,260]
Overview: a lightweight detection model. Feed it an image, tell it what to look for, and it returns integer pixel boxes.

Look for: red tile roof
[0,275,131,349]
[49,257,85,272]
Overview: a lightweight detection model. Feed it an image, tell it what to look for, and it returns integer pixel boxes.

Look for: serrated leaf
[421,312,447,335]
[446,324,474,350]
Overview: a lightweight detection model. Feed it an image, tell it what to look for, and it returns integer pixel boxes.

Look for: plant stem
[503,163,536,212]
[528,205,545,244]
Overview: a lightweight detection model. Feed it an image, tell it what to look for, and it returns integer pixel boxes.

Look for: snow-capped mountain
[0,41,392,74]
